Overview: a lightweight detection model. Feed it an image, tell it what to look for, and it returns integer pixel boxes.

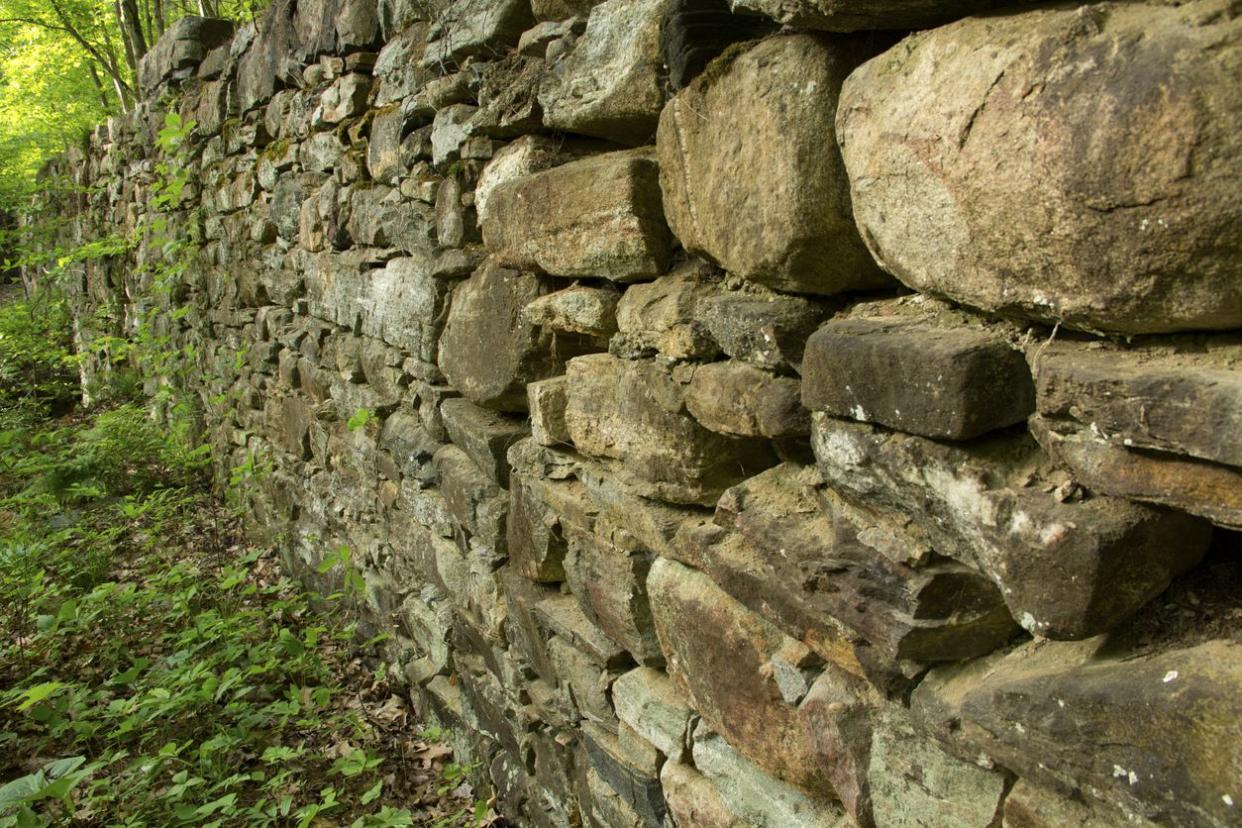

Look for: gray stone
[658,34,888,295]
[539,0,669,144]
[430,103,478,167]
[802,314,1035,440]
[837,2,1242,333]
[438,262,590,411]
[421,0,533,68]
[811,415,1212,640]
[237,0,302,112]
[523,284,619,339]
[695,289,828,372]
[320,72,372,123]
[690,724,848,828]
[564,354,776,505]
[611,667,691,761]
[482,148,673,282]
[441,397,530,487]
[139,16,236,94]
[868,706,1008,828]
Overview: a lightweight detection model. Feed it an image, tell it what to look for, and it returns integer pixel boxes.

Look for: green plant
[0,406,479,827]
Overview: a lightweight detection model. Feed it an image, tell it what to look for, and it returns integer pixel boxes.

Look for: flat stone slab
[482,148,673,282]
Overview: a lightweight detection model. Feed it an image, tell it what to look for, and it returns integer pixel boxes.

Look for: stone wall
[41,0,1242,825]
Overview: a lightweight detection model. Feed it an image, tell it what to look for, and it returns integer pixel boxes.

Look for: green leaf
[361,779,383,805]
[15,682,64,711]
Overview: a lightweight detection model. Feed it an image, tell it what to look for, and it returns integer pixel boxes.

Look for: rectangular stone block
[1034,339,1242,468]
[482,148,673,282]
[802,314,1034,440]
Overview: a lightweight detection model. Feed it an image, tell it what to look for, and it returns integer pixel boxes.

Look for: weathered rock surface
[685,362,808,438]
[695,464,1018,676]
[421,0,533,68]
[729,0,1029,32]
[695,288,828,372]
[563,517,664,666]
[522,284,619,339]
[1031,416,1242,531]
[139,16,236,94]
[612,667,691,761]
[913,637,1242,828]
[648,557,833,794]
[539,0,669,144]
[811,415,1212,639]
[867,706,1009,828]
[837,2,1242,333]
[1003,779,1160,828]
[438,262,589,411]
[564,354,775,505]
[803,313,1034,440]
[658,34,889,295]
[613,264,719,360]
[690,723,848,827]
[482,148,673,282]
[1034,339,1242,468]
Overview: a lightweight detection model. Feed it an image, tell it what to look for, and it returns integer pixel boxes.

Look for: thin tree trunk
[89,63,112,112]
[153,0,166,37]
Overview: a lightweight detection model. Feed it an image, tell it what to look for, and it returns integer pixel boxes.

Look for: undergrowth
[0,296,496,827]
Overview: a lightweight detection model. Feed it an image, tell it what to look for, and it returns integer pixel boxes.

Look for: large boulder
[237,0,303,112]
[913,637,1242,828]
[482,148,673,282]
[138,16,235,94]
[837,1,1242,333]
[658,34,889,296]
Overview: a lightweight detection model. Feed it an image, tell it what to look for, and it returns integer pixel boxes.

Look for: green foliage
[0,0,275,208]
[0,293,77,429]
[0,404,494,827]
[348,407,377,433]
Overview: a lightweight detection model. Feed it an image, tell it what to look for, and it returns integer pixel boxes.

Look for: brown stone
[564,354,776,505]
[657,34,889,295]
[482,148,673,282]
[837,2,1242,333]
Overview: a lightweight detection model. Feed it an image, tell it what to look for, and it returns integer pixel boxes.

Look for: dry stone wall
[42,0,1242,825]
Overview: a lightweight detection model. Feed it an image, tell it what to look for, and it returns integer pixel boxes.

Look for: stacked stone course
[41,0,1242,825]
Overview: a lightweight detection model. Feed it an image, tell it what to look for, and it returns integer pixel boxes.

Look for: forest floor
[0,295,498,826]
